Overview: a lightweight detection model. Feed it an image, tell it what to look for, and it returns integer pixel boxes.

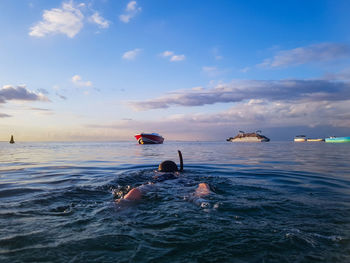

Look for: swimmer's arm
[116,183,155,202]
[188,183,212,208]
[123,188,142,201]
[194,183,211,197]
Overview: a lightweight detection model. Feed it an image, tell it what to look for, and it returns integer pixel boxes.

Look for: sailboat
[9,135,15,144]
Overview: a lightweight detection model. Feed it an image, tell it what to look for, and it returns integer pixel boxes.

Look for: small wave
[0,188,44,199]
[312,233,344,242]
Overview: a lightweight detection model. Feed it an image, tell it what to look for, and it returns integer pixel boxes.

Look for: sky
[1,0,350,141]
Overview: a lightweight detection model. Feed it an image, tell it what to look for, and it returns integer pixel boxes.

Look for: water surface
[1,141,350,262]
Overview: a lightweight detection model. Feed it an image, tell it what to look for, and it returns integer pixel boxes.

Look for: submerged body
[117,150,211,204]
[121,180,211,202]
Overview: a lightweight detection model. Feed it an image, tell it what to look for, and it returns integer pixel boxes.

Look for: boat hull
[294,138,306,142]
[228,137,269,142]
[135,134,164,144]
[325,137,350,143]
[307,139,324,142]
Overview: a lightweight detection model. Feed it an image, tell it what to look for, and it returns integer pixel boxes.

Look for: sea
[1,141,350,263]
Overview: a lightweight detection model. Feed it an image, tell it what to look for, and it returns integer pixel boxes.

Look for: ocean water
[1,141,350,262]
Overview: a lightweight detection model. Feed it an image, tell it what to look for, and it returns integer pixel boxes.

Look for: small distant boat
[307,138,324,142]
[227,130,270,142]
[325,136,350,143]
[9,135,15,144]
[135,133,164,144]
[294,135,306,142]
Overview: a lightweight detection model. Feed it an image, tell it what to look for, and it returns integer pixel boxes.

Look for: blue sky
[0,0,350,141]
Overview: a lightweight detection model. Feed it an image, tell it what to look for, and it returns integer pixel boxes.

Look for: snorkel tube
[178,150,183,172]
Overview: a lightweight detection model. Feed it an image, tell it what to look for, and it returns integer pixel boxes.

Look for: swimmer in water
[116,150,211,202]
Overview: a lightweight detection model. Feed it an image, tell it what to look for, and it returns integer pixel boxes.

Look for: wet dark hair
[158,150,183,172]
[158,160,178,172]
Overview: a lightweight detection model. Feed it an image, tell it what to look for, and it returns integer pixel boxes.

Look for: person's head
[158,150,183,172]
[158,160,178,172]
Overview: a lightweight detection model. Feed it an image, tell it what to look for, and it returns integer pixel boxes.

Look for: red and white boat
[134,133,164,144]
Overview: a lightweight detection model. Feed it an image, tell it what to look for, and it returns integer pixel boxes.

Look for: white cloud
[202,66,217,73]
[240,67,251,73]
[162,51,174,57]
[122,48,141,60]
[161,50,186,62]
[89,12,109,28]
[170,55,186,62]
[71,75,92,87]
[119,1,142,23]
[260,43,350,68]
[29,2,84,38]
[202,66,229,77]
[212,47,223,60]
[192,86,204,91]
[53,85,60,91]
[126,1,138,11]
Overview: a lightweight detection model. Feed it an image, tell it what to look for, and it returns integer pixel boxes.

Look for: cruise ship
[227,131,270,142]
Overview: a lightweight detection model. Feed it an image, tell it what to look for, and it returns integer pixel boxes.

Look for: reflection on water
[1,141,350,262]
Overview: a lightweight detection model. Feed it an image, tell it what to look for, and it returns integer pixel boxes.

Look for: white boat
[294,135,306,142]
[227,131,270,142]
[306,138,324,142]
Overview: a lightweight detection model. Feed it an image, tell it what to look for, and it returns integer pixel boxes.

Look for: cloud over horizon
[0,85,49,103]
[0,113,11,118]
[86,96,350,141]
[129,78,350,110]
[260,43,350,68]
